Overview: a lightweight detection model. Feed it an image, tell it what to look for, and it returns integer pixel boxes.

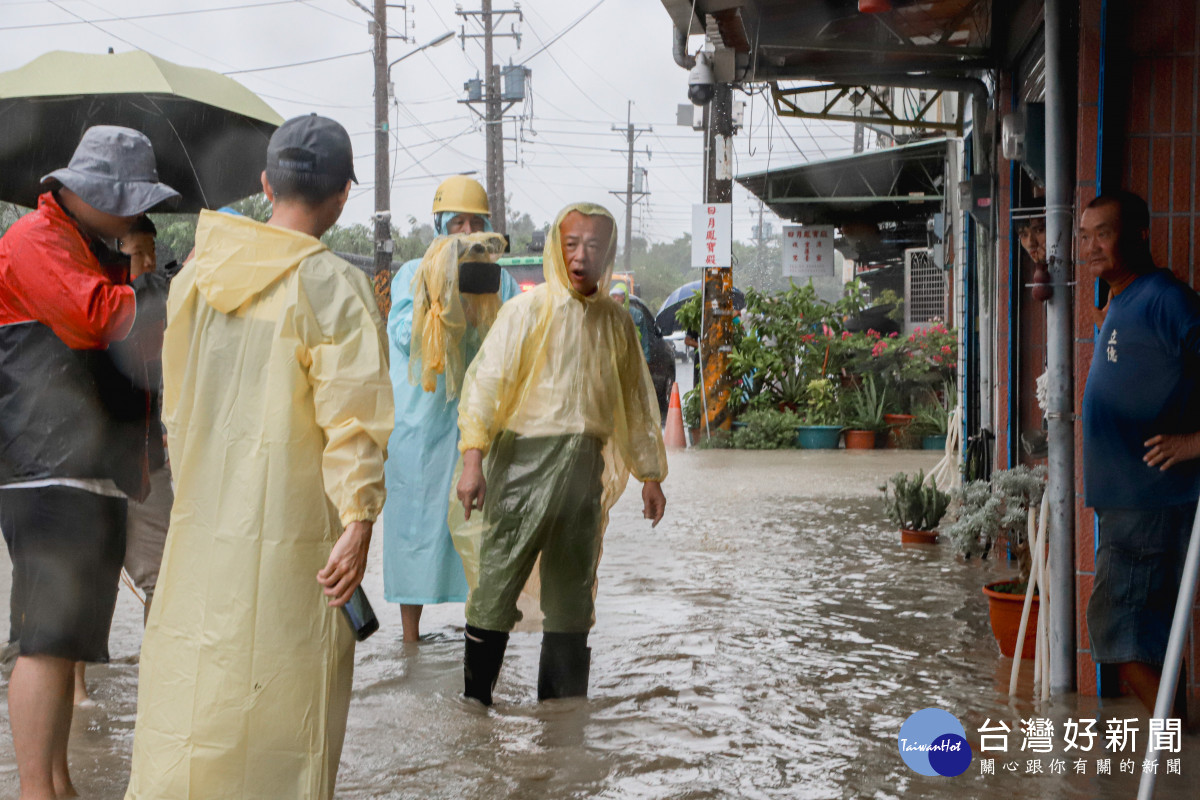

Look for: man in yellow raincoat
[456,203,667,705]
[125,115,393,800]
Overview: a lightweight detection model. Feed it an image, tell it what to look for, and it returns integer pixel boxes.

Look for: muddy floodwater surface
[2,450,1194,798]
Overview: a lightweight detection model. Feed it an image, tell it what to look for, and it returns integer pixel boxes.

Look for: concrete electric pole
[700,82,736,433]
[457,2,522,235]
[609,101,651,270]
[372,0,392,318]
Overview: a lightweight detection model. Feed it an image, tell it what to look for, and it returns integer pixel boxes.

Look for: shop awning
[737,137,946,226]
[737,138,947,268]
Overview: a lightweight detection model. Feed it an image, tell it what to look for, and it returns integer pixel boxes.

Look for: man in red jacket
[0,125,177,800]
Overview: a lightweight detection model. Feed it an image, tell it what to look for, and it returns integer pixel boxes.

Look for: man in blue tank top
[1081,190,1200,717]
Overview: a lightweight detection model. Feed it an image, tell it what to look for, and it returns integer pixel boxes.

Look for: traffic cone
[664,382,686,450]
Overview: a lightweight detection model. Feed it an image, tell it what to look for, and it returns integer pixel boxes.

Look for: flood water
[2,448,1195,798]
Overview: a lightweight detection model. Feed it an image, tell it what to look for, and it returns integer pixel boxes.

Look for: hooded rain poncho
[383,233,517,605]
[452,203,667,632]
[125,210,393,800]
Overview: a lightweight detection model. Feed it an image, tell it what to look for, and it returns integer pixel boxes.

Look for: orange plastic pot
[844,429,876,449]
[982,581,1039,659]
[900,528,938,545]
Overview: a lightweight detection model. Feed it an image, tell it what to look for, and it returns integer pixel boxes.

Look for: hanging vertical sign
[692,203,732,268]
[782,225,834,278]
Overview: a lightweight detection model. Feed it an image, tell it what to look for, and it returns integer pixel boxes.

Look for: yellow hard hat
[432,175,489,216]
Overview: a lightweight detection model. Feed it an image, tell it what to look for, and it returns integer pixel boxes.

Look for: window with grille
[905,247,946,327]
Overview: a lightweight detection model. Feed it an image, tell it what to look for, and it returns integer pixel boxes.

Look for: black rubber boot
[463,625,509,706]
[537,631,591,700]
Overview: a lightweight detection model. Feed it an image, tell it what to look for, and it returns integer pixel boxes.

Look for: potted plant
[731,408,802,450]
[943,466,1048,658]
[795,377,842,449]
[682,386,703,442]
[910,399,950,450]
[879,469,950,544]
[842,373,890,449]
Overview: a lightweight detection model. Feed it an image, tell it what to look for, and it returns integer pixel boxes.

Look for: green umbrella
[0,50,285,212]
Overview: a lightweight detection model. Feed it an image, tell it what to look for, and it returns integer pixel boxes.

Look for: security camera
[687,52,715,106]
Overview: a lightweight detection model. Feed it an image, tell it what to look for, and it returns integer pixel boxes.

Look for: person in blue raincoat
[384,176,518,641]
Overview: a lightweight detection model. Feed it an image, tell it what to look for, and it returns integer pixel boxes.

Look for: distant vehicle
[666,330,689,361]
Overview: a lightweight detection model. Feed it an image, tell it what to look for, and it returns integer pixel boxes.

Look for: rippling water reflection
[2,449,1194,798]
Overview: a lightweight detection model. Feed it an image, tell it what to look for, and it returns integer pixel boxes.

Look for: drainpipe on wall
[1043,0,1077,695]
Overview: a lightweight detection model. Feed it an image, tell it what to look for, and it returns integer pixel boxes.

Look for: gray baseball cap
[40,125,180,216]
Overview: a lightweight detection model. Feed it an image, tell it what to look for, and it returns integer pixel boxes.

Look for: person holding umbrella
[383,176,519,643]
[0,125,177,800]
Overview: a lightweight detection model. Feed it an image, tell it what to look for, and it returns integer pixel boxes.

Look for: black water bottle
[340,586,379,641]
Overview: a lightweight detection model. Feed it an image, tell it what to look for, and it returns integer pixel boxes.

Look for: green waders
[463,432,605,703]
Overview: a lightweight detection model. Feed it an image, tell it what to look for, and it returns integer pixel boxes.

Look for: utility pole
[482,0,504,232]
[609,101,651,270]
[700,83,736,433]
[372,0,392,318]
[755,199,766,280]
[456,3,522,235]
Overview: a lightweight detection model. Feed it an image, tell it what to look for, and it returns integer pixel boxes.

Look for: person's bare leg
[8,654,75,800]
[400,604,423,643]
[71,663,92,707]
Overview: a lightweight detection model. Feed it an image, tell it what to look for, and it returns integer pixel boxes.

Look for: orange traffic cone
[664,382,686,450]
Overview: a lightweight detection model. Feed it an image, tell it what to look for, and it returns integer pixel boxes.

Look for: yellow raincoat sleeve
[297,256,394,526]
[615,311,669,483]
[457,297,532,455]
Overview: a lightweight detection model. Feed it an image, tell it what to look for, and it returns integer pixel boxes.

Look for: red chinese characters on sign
[782,225,834,278]
[692,204,732,267]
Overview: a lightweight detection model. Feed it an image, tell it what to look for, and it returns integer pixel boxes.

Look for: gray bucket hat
[40,125,180,216]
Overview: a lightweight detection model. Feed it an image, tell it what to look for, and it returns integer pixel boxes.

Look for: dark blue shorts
[1087,503,1196,666]
[1,486,126,663]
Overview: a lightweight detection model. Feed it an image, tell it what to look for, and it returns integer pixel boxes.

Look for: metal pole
[1043,0,1076,695]
[701,83,735,433]
[1137,501,1200,799]
[372,0,392,319]
[624,101,635,270]
[482,0,506,233]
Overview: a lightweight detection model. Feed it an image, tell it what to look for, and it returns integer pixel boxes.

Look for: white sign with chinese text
[782,225,834,278]
[691,203,732,268]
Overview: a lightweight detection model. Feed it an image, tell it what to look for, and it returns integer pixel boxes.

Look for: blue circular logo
[898,708,972,776]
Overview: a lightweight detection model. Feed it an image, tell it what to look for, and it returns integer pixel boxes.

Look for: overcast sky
[0,0,857,244]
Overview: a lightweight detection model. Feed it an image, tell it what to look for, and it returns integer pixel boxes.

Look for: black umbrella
[0,50,284,212]
[654,279,747,335]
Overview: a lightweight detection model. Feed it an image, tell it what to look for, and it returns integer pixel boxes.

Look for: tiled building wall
[1073,0,1200,698]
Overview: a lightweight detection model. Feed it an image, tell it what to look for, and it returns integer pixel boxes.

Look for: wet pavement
[2,448,1196,798]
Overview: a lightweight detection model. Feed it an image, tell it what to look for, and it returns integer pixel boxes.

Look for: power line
[517,0,605,66]
[223,49,369,75]
[0,0,303,30]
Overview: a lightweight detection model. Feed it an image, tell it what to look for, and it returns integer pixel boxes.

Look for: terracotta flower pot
[982,581,1039,659]
[883,413,915,448]
[844,429,876,449]
[900,527,938,545]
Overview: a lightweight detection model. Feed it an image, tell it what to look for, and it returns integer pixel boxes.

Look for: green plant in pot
[795,378,842,448]
[732,408,801,450]
[879,470,950,543]
[843,374,889,448]
[942,465,1048,659]
[909,398,950,449]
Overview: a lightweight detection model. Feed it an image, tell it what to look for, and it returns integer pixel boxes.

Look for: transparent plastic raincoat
[453,203,667,633]
[125,211,393,800]
[383,233,517,605]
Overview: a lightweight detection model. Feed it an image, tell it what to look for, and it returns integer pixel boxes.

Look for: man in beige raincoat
[125,115,392,800]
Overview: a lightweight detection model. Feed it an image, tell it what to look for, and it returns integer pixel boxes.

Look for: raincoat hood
[408,231,507,399]
[191,209,327,313]
[542,202,619,303]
